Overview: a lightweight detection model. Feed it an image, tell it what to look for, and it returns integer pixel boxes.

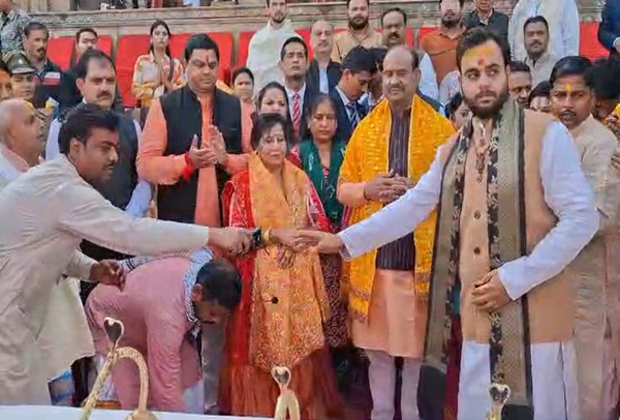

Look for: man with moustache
[247,0,299,91]
[523,16,559,86]
[332,0,382,63]
[306,20,342,95]
[380,7,439,102]
[0,99,93,407]
[0,104,252,405]
[508,60,532,108]
[550,56,620,420]
[421,0,466,89]
[334,45,454,420]
[509,0,579,62]
[23,22,61,110]
[59,28,123,113]
[463,0,509,46]
[306,28,598,420]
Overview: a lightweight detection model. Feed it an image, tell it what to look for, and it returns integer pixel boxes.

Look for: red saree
[219,155,341,418]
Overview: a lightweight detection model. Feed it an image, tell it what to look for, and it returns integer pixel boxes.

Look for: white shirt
[247,21,300,92]
[509,0,580,61]
[419,53,439,101]
[284,83,307,119]
[335,86,357,120]
[45,116,152,218]
[339,121,598,301]
[319,68,329,94]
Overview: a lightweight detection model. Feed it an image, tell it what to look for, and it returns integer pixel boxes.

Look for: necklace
[473,120,491,183]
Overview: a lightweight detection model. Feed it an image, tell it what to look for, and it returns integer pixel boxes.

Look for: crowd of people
[1,0,620,419]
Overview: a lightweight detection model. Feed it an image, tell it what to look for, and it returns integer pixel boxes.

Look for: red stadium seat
[98,35,114,57]
[116,35,151,108]
[47,37,74,71]
[237,31,255,67]
[580,22,608,61]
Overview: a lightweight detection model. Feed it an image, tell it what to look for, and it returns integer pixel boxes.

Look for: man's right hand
[297,230,344,254]
[207,227,253,256]
[364,172,409,203]
[188,135,217,169]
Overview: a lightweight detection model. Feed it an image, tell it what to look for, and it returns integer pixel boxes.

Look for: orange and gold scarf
[248,154,330,371]
[339,96,455,321]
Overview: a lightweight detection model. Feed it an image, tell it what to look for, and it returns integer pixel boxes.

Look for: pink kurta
[86,257,201,413]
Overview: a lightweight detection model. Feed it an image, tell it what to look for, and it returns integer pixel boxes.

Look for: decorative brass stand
[81,317,158,420]
[486,383,511,420]
[272,367,301,420]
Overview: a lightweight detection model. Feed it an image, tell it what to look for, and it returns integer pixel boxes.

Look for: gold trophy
[80,318,158,420]
[272,367,301,420]
[486,383,511,420]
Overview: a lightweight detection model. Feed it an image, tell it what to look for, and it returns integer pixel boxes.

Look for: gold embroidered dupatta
[248,155,330,372]
[339,97,455,321]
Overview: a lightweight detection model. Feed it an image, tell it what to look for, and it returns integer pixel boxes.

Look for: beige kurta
[0,145,94,383]
[569,115,620,420]
[0,155,211,405]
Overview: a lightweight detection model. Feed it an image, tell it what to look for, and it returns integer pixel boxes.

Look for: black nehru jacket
[157,84,242,224]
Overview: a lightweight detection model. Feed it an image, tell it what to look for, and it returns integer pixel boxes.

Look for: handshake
[207,227,346,256]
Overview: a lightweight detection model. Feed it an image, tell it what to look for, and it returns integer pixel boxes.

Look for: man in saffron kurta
[338,46,454,420]
[310,29,599,420]
[550,56,620,420]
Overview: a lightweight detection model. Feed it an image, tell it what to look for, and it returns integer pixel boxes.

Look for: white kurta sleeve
[45,119,61,160]
[562,0,580,57]
[338,147,445,259]
[55,182,210,257]
[419,53,439,101]
[498,122,599,300]
[66,250,97,280]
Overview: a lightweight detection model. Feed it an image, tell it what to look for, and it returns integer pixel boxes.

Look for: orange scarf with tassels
[339,96,455,321]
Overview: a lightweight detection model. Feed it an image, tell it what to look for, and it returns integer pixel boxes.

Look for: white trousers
[367,350,421,420]
[457,341,579,420]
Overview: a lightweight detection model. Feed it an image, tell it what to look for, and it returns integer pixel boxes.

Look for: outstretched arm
[338,147,445,258]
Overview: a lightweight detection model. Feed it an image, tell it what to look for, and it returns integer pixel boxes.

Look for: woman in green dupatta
[290,94,372,418]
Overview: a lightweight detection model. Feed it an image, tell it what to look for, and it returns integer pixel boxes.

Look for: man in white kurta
[308,29,598,420]
[0,99,95,404]
[0,104,250,405]
[509,0,579,62]
[247,0,299,92]
[550,56,620,420]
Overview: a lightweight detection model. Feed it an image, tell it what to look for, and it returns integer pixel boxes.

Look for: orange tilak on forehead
[463,44,497,65]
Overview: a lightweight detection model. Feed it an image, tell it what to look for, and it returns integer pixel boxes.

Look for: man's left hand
[471,270,511,313]
[90,260,126,290]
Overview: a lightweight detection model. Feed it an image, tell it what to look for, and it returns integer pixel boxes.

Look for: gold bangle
[263,229,271,245]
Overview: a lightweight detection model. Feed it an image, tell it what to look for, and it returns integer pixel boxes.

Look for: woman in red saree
[220,113,341,418]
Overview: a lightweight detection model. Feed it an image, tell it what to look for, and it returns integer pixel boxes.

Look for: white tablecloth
[0,406,269,420]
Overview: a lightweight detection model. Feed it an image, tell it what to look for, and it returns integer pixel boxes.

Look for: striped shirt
[376,110,416,271]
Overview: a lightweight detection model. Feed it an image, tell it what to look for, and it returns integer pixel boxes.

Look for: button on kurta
[474,210,481,220]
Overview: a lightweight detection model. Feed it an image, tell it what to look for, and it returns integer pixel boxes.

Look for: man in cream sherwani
[0,104,252,405]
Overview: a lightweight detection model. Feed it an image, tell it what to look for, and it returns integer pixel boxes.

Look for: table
[0,406,269,420]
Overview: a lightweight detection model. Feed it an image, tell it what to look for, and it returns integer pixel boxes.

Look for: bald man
[307,20,342,94]
[0,98,95,406]
[0,99,42,188]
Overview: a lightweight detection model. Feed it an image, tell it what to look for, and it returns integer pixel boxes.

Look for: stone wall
[25,0,604,62]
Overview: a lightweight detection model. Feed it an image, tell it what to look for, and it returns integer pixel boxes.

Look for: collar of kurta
[0,143,31,173]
